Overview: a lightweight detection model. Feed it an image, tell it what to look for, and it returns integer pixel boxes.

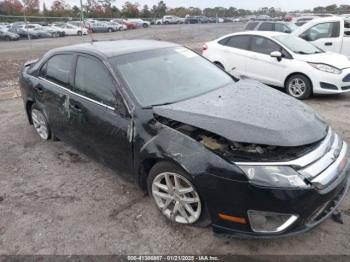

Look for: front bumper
[311,68,350,94]
[195,132,350,237]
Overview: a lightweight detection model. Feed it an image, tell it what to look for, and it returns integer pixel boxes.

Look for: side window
[40,54,73,87]
[258,22,274,31]
[345,20,350,36]
[301,22,340,41]
[250,36,281,55]
[245,22,259,30]
[225,35,250,50]
[74,56,117,106]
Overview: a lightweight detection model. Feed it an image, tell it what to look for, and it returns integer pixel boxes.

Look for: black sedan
[19,40,350,237]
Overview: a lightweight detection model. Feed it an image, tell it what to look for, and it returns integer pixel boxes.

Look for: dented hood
[153,80,328,147]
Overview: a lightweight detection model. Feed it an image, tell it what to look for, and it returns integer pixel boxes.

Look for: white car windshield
[110,47,234,107]
[273,35,323,54]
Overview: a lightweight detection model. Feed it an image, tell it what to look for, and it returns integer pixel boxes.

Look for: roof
[50,39,180,58]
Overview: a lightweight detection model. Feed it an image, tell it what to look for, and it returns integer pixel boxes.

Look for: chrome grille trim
[236,128,333,168]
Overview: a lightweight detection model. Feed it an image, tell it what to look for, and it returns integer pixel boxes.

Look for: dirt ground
[0,23,350,255]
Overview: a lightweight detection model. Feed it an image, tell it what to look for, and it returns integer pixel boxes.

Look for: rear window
[245,22,259,30]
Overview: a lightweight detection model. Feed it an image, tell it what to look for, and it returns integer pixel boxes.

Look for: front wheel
[77,31,82,36]
[108,28,113,32]
[147,161,210,227]
[285,74,312,99]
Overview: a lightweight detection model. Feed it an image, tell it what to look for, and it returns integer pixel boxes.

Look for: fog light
[248,210,298,233]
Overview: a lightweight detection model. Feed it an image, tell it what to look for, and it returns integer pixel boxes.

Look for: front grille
[343,74,350,82]
[306,182,348,227]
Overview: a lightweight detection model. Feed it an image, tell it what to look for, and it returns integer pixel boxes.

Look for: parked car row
[204,16,350,100]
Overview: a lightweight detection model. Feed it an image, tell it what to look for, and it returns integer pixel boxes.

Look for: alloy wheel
[288,78,306,98]
[31,109,49,140]
[152,172,201,224]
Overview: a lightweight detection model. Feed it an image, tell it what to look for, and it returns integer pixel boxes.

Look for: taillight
[202,43,208,51]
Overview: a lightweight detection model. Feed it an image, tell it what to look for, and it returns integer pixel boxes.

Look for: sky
[42,0,350,11]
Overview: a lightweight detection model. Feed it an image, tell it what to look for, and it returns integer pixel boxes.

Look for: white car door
[243,36,289,87]
[65,25,76,35]
[216,35,251,77]
[299,21,342,53]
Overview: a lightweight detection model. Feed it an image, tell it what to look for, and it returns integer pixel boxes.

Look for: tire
[108,28,112,32]
[30,105,51,140]
[4,36,10,41]
[143,23,148,28]
[77,31,82,36]
[164,21,169,25]
[147,161,211,227]
[285,74,312,100]
[214,62,225,70]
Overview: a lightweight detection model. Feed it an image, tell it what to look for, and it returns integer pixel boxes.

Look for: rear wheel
[31,106,51,140]
[285,74,312,99]
[147,161,210,227]
[143,23,148,28]
[77,31,82,36]
[108,28,113,32]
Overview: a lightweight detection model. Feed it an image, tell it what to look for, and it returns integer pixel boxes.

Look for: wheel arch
[26,100,35,125]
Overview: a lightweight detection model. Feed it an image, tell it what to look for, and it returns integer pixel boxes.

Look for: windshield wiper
[144,102,174,109]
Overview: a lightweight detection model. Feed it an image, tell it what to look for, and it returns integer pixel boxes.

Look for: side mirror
[270,51,282,62]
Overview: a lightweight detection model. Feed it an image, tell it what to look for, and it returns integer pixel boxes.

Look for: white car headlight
[308,63,342,74]
[239,165,310,189]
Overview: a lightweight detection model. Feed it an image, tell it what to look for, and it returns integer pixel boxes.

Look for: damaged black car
[19,40,350,237]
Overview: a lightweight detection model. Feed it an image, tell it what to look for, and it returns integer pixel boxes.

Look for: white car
[55,24,88,36]
[127,19,150,28]
[292,17,350,58]
[202,31,350,99]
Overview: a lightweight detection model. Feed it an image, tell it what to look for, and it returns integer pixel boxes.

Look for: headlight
[308,63,342,74]
[239,165,309,188]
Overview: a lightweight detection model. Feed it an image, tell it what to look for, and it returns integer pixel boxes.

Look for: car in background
[245,21,298,33]
[127,18,151,28]
[105,22,124,31]
[185,16,200,24]
[0,29,20,41]
[89,22,114,33]
[292,16,318,26]
[202,31,350,99]
[293,17,350,58]
[54,24,88,36]
[156,15,180,25]
[20,40,350,238]
[111,19,136,30]
[8,27,39,39]
[44,25,65,37]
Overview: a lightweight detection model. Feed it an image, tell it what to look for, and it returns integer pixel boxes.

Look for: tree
[22,0,39,15]
[121,2,139,18]
[156,0,167,17]
[325,4,337,12]
[0,0,23,15]
[141,4,151,18]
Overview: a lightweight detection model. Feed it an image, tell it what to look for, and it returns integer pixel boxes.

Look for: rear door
[244,36,290,86]
[216,35,251,77]
[299,21,342,52]
[36,53,75,140]
[69,54,133,173]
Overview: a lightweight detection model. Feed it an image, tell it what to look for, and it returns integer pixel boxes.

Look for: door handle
[70,103,82,112]
[34,84,44,94]
[325,42,333,46]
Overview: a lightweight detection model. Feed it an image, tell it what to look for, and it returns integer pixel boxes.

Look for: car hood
[153,80,328,147]
[295,52,350,69]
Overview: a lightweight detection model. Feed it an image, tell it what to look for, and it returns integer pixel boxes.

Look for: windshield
[273,35,323,54]
[110,47,234,107]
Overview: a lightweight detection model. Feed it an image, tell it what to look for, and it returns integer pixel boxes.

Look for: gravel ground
[0,23,350,255]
